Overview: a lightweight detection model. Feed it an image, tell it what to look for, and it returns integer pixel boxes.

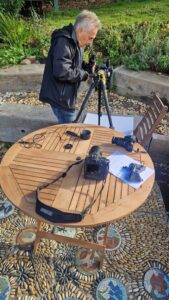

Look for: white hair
[74,10,101,32]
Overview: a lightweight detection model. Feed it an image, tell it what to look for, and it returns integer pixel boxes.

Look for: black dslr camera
[96,59,113,91]
[82,55,113,91]
[82,54,96,74]
[112,135,136,152]
[84,146,109,180]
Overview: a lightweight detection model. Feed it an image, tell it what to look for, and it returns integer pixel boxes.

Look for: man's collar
[72,27,80,48]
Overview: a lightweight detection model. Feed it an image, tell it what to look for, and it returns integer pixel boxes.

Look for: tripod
[74,70,114,129]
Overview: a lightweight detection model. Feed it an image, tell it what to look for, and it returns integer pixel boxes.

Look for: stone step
[0,64,44,93]
[0,103,57,142]
[114,65,169,102]
[0,103,86,143]
[0,64,168,102]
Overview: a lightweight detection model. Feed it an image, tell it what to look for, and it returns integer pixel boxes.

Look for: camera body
[84,146,109,180]
[82,55,96,74]
[112,135,136,152]
[122,163,146,183]
[96,61,113,91]
[82,55,113,91]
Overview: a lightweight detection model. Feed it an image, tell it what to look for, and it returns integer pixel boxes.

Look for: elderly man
[39,10,101,123]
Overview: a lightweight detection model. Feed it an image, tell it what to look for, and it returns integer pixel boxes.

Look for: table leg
[33,220,44,254]
[100,223,109,268]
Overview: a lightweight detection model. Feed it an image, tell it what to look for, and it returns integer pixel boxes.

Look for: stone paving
[0,183,169,299]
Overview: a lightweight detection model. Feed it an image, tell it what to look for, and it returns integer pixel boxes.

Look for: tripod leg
[98,86,102,126]
[101,80,115,129]
[73,81,95,123]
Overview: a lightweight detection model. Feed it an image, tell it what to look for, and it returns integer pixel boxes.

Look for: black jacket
[39,23,88,111]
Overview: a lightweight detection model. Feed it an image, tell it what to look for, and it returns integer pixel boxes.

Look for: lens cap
[64,143,73,149]
[80,130,91,140]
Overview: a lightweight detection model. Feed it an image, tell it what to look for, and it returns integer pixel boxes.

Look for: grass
[42,0,169,29]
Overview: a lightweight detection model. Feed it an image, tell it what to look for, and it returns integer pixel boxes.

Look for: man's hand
[87,73,94,85]
[82,60,96,75]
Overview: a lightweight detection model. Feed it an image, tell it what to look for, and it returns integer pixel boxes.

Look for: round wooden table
[0,124,155,266]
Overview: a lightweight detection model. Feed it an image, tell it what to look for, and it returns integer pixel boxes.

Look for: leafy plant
[91,21,169,74]
[0,47,26,66]
[92,26,123,66]
[157,55,169,73]
[0,1,169,74]
[0,13,33,48]
[124,53,149,71]
[0,0,25,16]
[122,22,169,73]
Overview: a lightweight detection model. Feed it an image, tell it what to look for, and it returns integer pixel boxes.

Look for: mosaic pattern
[96,225,121,251]
[0,183,169,299]
[144,268,169,299]
[76,248,100,274]
[0,276,10,300]
[96,278,127,300]
[53,226,77,238]
[0,199,14,220]
[16,226,37,248]
[65,298,78,300]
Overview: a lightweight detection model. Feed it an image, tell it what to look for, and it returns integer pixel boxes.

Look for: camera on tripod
[75,55,114,128]
[112,135,136,152]
[82,55,113,91]
[84,146,109,180]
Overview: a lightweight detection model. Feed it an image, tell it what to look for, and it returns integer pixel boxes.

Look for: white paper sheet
[108,151,154,189]
[84,113,134,135]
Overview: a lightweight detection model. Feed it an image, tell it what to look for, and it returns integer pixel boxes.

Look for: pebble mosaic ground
[0,91,169,299]
[0,184,169,299]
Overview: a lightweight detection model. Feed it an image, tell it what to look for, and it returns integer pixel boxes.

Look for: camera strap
[35,159,106,223]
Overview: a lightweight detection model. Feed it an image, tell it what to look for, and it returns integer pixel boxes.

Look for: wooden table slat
[52,161,84,212]
[90,180,103,214]
[10,164,57,174]
[43,127,64,151]
[114,179,123,203]
[82,181,97,214]
[99,173,111,210]
[75,177,90,212]
[107,175,116,205]
[68,169,88,211]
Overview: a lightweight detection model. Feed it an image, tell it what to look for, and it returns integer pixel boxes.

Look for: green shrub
[91,26,123,66]
[0,47,26,66]
[0,11,168,75]
[0,13,33,48]
[92,21,169,74]
[29,9,50,59]
[0,45,47,67]
[0,12,50,66]
[0,0,25,16]
[122,23,169,72]
[157,55,169,73]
